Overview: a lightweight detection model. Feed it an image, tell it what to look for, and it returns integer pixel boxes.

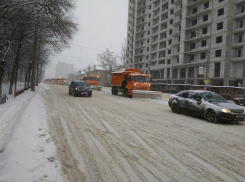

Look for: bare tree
[87,65,92,73]
[97,49,117,73]
[119,38,127,68]
[78,69,82,74]
[93,64,97,75]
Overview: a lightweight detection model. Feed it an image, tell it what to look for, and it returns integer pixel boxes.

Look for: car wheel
[125,89,129,98]
[171,103,180,114]
[88,93,92,97]
[206,110,218,123]
[72,89,76,97]
[69,88,71,95]
[232,120,238,125]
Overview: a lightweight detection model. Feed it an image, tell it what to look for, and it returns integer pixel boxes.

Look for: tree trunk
[27,63,32,87]
[31,22,38,91]
[39,64,42,84]
[8,42,22,95]
[36,57,39,86]
[24,69,28,88]
[14,62,19,92]
[0,43,11,96]
[0,61,4,96]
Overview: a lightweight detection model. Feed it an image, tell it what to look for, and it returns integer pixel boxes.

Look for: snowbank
[0,84,63,181]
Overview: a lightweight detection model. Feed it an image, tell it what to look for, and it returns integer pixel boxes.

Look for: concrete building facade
[126,0,245,86]
[55,61,75,78]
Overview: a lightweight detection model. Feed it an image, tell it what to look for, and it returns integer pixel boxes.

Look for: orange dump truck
[111,68,151,97]
[57,77,66,84]
[83,75,99,86]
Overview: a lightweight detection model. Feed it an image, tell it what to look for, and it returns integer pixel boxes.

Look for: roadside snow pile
[0,84,64,182]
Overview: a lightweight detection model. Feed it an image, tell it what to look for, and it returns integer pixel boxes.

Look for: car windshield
[200,92,227,102]
[86,77,97,81]
[132,76,149,82]
[75,82,87,87]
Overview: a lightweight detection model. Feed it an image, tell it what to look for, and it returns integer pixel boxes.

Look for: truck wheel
[125,90,129,98]
[115,88,118,95]
[111,88,114,95]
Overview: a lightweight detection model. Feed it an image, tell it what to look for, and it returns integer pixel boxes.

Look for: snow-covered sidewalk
[0,84,63,182]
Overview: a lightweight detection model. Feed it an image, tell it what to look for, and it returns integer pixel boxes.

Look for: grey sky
[45,0,128,78]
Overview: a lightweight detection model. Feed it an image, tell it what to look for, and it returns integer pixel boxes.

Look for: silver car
[168,90,245,125]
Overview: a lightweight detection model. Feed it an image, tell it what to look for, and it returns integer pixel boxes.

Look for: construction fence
[151,83,245,100]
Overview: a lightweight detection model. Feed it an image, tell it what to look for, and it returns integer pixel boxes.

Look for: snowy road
[44,84,245,182]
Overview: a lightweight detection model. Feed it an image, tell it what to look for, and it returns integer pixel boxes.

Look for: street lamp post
[195,31,210,90]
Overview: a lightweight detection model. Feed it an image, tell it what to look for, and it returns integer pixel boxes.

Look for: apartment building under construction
[126,0,245,86]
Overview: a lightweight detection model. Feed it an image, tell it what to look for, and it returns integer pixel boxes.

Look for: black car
[168,90,245,124]
[69,81,92,97]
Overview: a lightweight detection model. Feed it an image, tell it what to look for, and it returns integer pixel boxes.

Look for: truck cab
[125,73,151,96]
[82,75,99,86]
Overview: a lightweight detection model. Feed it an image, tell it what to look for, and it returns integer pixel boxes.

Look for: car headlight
[221,108,231,113]
[89,89,92,91]
[134,84,136,86]
[75,87,78,90]
[148,84,151,87]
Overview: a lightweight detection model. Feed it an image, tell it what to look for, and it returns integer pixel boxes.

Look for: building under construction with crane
[126,0,245,87]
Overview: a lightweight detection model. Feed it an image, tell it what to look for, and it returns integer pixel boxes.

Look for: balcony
[172,0,182,5]
[136,27,146,33]
[152,28,159,35]
[152,19,160,27]
[137,2,146,10]
[185,20,211,31]
[172,17,181,26]
[161,16,168,23]
[154,1,161,10]
[234,0,245,5]
[232,41,244,47]
[231,56,245,62]
[171,30,181,37]
[152,37,159,43]
[234,12,245,20]
[173,8,182,16]
[136,19,147,26]
[159,43,166,50]
[137,11,147,18]
[153,11,161,18]
[136,36,145,41]
[186,8,211,19]
[162,6,168,13]
[233,26,245,33]
[151,48,158,53]
[187,0,207,7]
[185,34,210,42]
